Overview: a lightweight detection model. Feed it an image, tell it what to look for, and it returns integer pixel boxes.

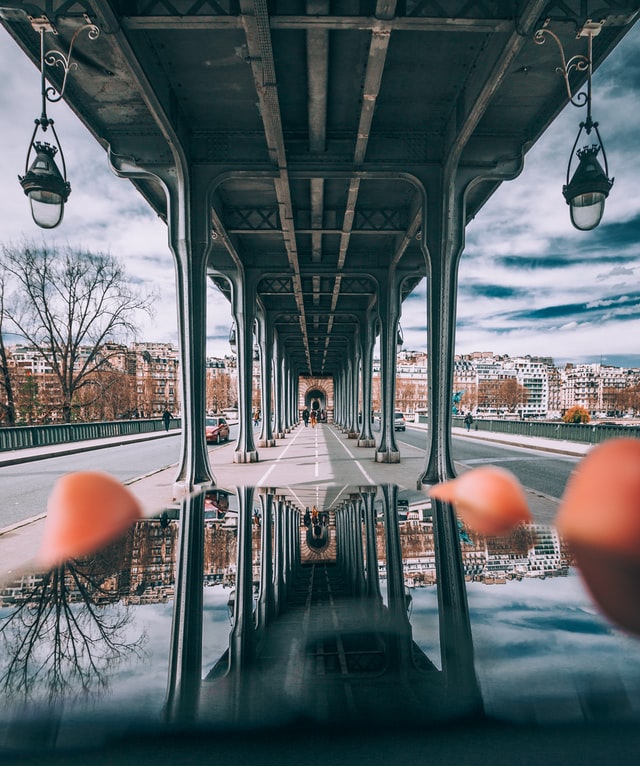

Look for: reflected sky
[409,573,640,723]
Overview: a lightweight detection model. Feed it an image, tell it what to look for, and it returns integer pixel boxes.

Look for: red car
[206,416,230,444]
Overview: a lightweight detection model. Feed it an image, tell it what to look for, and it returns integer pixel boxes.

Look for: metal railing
[0,418,181,452]
[451,416,640,445]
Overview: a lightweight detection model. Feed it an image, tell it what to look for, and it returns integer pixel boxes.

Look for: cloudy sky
[1,21,639,366]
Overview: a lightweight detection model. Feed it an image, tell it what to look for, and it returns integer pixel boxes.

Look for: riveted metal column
[410,163,491,713]
[342,502,355,592]
[256,311,276,447]
[285,364,293,432]
[337,366,346,430]
[334,505,346,578]
[360,485,382,603]
[229,486,255,671]
[381,483,412,670]
[375,272,401,463]
[273,333,286,439]
[231,272,259,463]
[349,493,366,596]
[347,335,360,438]
[273,494,286,614]
[256,488,276,631]
[284,501,295,592]
[110,159,214,495]
[358,311,376,447]
[165,491,205,724]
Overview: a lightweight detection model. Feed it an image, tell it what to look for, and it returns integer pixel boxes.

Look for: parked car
[394,412,406,431]
[206,416,230,444]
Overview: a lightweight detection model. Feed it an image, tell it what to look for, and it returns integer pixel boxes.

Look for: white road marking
[256,426,305,485]
[327,428,375,484]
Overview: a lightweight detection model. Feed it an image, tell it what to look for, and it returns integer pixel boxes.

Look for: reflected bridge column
[357,311,376,447]
[256,488,276,631]
[381,484,413,670]
[229,486,256,672]
[164,492,205,724]
[360,485,382,603]
[273,494,287,615]
[349,493,367,596]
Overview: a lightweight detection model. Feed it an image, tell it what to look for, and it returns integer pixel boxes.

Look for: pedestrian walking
[302,407,310,427]
[464,412,473,432]
[162,409,172,431]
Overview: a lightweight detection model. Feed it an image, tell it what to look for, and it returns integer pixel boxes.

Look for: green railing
[451,416,640,445]
[0,418,181,452]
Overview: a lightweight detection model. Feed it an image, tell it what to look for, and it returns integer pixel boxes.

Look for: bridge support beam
[230,272,259,463]
[256,489,276,631]
[375,271,401,463]
[164,492,205,724]
[360,486,382,603]
[109,156,215,496]
[256,311,276,447]
[357,311,376,447]
[229,486,256,671]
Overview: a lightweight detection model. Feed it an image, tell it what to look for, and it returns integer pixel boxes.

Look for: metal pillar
[357,311,376,447]
[347,336,360,438]
[256,311,276,447]
[381,484,413,670]
[349,493,367,595]
[110,156,214,495]
[164,491,205,723]
[273,333,286,439]
[360,486,382,603]
[231,273,259,463]
[375,272,401,463]
[229,486,256,671]
[256,488,276,631]
[273,495,287,614]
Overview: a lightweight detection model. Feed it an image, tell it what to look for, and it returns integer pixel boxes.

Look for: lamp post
[18,16,99,228]
[535,20,614,231]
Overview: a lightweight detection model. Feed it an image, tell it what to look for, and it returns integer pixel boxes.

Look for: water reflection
[0,543,147,705]
[1,483,640,749]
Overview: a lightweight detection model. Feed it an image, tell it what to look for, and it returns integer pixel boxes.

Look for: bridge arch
[299,377,334,422]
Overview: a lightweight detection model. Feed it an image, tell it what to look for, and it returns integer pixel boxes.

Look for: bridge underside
[1,2,638,484]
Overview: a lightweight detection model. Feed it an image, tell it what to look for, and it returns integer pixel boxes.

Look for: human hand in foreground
[38,471,143,569]
[429,438,640,636]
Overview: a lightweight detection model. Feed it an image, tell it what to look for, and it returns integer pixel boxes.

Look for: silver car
[394,412,406,431]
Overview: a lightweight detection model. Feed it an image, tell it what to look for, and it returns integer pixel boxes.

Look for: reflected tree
[0,548,147,704]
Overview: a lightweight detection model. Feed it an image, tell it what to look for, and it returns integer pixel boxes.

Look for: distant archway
[306,388,326,413]
[299,376,334,422]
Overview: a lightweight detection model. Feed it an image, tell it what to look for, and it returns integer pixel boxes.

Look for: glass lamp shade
[19,143,71,229]
[563,145,613,231]
[569,191,606,231]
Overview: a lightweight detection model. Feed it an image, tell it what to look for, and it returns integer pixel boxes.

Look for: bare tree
[0,242,155,422]
[0,552,146,704]
[0,275,17,425]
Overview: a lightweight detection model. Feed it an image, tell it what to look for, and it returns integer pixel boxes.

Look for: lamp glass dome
[19,143,70,229]
[562,145,612,231]
[569,191,606,231]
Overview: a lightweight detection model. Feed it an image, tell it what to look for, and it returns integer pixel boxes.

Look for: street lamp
[18,16,99,228]
[535,19,613,231]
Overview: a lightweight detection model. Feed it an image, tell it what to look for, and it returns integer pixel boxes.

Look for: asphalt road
[0,424,578,531]
[396,427,579,501]
[0,428,237,530]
